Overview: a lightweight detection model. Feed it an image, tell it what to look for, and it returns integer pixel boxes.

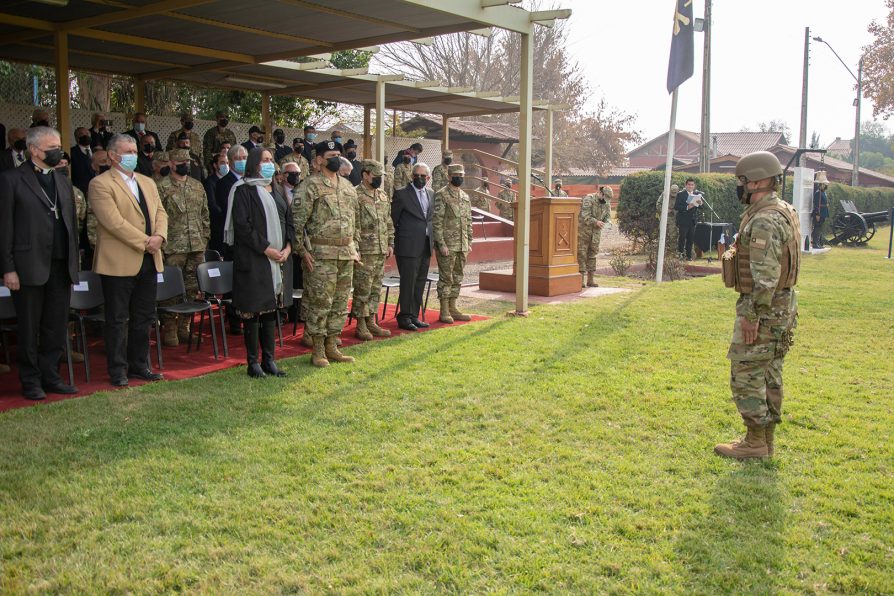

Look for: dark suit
[0,162,79,393]
[348,158,362,186]
[273,144,292,163]
[69,145,94,195]
[391,183,433,323]
[674,189,701,259]
[204,172,226,253]
[241,140,261,152]
[124,129,162,154]
[90,128,112,150]
[0,148,26,173]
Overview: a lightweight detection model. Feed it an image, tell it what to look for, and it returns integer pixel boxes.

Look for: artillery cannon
[825,200,890,246]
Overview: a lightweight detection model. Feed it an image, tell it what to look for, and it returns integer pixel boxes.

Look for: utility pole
[799,27,810,161]
[699,0,712,172]
[853,57,862,186]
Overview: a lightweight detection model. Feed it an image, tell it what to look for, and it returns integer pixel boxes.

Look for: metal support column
[853,57,862,187]
[375,80,385,163]
[514,31,534,315]
[544,108,553,192]
[54,31,70,142]
[442,115,450,152]
[363,105,371,158]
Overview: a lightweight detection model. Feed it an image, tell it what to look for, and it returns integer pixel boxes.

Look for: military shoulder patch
[751,237,767,249]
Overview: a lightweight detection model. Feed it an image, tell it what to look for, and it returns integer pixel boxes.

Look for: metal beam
[72,28,256,63]
[515,30,533,314]
[61,0,213,31]
[160,11,330,47]
[375,80,386,163]
[279,0,420,32]
[400,0,536,34]
[529,9,572,21]
[21,41,183,68]
[261,60,332,71]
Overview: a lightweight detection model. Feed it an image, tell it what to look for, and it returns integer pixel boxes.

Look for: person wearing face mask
[343,139,362,186]
[165,112,202,158]
[716,151,801,461]
[124,112,161,157]
[215,145,249,334]
[329,129,345,147]
[89,133,168,387]
[135,136,157,179]
[391,142,423,168]
[241,125,265,152]
[155,149,211,347]
[0,128,28,172]
[431,163,474,324]
[151,150,170,184]
[224,147,294,378]
[497,179,516,221]
[391,163,435,332]
[577,186,613,288]
[29,108,51,129]
[350,159,394,341]
[89,112,113,150]
[299,125,317,163]
[271,128,292,163]
[292,140,361,367]
[0,126,81,399]
[171,132,204,182]
[203,110,237,168]
[393,149,415,191]
[69,127,95,195]
[431,150,453,193]
[204,153,230,253]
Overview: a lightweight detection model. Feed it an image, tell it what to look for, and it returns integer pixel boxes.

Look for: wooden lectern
[479,196,583,296]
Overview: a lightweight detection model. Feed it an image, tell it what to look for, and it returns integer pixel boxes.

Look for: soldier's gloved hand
[440,247,449,257]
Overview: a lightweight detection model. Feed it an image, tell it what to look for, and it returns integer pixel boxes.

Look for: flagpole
[656,88,678,283]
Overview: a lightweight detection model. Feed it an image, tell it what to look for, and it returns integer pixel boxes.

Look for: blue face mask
[218,163,229,177]
[334,136,343,144]
[306,133,317,141]
[119,154,138,172]
[260,162,276,179]
[234,159,246,175]
[134,122,145,133]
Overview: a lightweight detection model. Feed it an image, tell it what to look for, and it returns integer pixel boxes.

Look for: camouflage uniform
[152,150,169,186]
[393,161,413,190]
[383,170,394,199]
[553,179,568,197]
[165,128,202,158]
[431,151,452,193]
[577,193,611,274]
[293,172,360,338]
[470,186,489,211]
[202,125,237,167]
[73,186,87,229]
[727,191,800,428]
[351,164,394,320]
[157,151,211,337]
[432,175,473,300]
[497,188,515,221]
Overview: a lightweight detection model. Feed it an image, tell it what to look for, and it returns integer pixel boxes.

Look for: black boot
[260,316,286,377]
[243,318,265,378]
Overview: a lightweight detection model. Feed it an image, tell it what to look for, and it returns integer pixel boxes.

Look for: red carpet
[0,304,486,412]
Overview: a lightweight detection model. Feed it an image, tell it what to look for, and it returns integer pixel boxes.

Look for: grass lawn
[1,236,892,593]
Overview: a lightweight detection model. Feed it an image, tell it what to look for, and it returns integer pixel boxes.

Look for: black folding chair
[291,288,304,335]
[0,292,16,367]
[196,261,232,358]
[68,271,105,382]
[204,248,223,262]
[155,265,219,368]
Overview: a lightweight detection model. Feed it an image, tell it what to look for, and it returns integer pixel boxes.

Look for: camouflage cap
[361,159,384,176]
[169,148,191,162]
[554,178,563,185]
[600,186,614,199]
[447,164,465,176]
[152,151,170,163]
[443,150,453,158]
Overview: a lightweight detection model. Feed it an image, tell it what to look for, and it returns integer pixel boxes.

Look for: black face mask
[218,118,228,127]
[346,151,357,160]
[143,143,154,154]
[274,134,285,144]
[99,165,111,174]
[254,136,264,144]
[174,163,190,176]
[286,172,300,186]
[13,139,26,152]
[450,176,464,187]
[325,156,341,172]
[403,156,412,164]
[370,176,383,189]
[443,158,452,165]
[412,175,427,189]
[42,148,63,167]
[78,135,91,147]
[160,166,171,177]
[183,121,194,130]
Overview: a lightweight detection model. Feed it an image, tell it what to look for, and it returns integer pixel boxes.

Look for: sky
[564,0,890,148]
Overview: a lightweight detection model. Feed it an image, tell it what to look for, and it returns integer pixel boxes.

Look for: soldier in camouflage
[431,150,452,192]
[577,186,612,287]
[393,151,414,191]
[432,164,474,324]
[202,110,237,169]
[151,150,170,185]
[497,179,515,221]
[165,112,203,158]
[293,140,361,367]
[470,180,490,211]
[351,159,395,341]
[716,151,800,460]
[553,179,568,197]
[157,149,211,346]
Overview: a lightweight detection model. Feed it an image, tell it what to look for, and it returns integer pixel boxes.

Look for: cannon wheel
[855,222,877,245]
[825,212,868,245]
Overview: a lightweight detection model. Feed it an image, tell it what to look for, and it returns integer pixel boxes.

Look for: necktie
[15,152,23,163]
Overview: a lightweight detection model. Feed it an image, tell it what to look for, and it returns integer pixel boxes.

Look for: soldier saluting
[716,151,801,460]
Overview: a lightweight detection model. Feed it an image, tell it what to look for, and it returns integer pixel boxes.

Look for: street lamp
[812,35,862,187]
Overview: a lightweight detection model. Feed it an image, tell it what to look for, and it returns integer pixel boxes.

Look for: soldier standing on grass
[716,151,800,460]
[577,186,612,288]
[432,164,473,324]
[351,160,394,341]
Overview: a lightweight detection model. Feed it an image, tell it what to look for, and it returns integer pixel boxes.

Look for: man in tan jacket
[89,133,168,387]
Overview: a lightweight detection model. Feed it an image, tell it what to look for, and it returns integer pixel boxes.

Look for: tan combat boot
[765,423,776,457]
[355,316,373,341]
[587,272,599,287]
[439,298,454,324]
[581,272,587,286]
[310,335,329,368]
[448,298,471,322]
[163,322,179,347]
[366,316,390,337]
[325,335,354,363]
[300,325,314,348]
[714,425,769,460]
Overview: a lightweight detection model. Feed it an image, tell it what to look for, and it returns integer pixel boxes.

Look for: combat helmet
[735,151,783,181]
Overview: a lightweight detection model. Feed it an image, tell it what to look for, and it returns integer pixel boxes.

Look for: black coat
[69,145,94,195]
[0,162,79,286]
[230,183,295,314]
[674,189,701,227]
[391,183,433,258]
[204,173,225,253]
[0,149,23,173]
[124,129,162,153]
[90,128,112,150]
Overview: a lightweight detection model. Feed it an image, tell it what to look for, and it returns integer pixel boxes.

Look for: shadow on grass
[675,463,787,594]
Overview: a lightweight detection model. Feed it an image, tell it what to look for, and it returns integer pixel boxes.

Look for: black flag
[666,0,695,93]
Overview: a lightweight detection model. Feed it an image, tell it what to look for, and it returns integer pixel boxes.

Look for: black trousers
[812,216,826,248]
[101,254,157,378]
[395,241,430,322]
[11,259,71,391]
[677,223,695,258]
